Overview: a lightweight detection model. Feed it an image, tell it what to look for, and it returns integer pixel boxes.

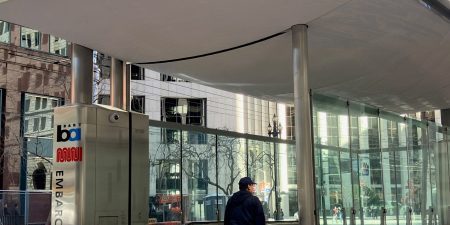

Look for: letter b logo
[57,125,81,142]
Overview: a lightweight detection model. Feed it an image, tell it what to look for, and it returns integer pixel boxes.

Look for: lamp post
[267,114,282,220]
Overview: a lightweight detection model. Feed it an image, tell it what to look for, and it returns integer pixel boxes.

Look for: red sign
[56,147,83,162]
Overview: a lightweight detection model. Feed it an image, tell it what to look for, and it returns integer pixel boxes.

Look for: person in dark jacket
[224,177,265,225]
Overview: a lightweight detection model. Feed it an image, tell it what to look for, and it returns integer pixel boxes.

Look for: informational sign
[52,122,83,225]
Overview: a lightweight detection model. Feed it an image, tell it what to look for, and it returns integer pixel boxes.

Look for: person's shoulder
[249,195,262,205]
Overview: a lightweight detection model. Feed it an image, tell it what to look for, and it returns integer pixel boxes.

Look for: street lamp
[267,113,282,220]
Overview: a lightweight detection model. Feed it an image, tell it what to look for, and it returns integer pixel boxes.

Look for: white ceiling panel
[1,0,450,113]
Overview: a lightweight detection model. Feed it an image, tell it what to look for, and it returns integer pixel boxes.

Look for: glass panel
[379,113,402,225]
[440,129,450,225]
[434,126,448,225]
[216,136,246,220]
[406,119,428,224]
[181,131,216,222]
[49,36,68,56]
[397,122,410,225]
[0,21,10,43]
[312,94,348,225]
[22,93,63,190]
[428,123,438,224]
[349,102,383,225]
[149,127,182,223]
[248,140,274,221]
[282,143,298,221]
[21,27,41,50]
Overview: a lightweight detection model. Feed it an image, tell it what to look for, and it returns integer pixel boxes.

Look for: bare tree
[149,131,246,196]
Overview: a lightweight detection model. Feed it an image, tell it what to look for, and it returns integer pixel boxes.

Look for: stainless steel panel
[52,105,97,225]
[71,44,93,105]
[52,104,149,225]
[95,109,129,224]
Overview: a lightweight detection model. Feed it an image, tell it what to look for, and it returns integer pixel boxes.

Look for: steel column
[124,64,131,111]
[71,44,93,104]
[110,57,124,109]
[292,24,316,225]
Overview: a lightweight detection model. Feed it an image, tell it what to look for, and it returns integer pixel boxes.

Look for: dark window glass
[160,74,189,82]
[161,98,206,144]
[33,118,39,131]
[131,96,145,113]
[131,65,145,80]
[40,117,46,130]
[42,98,47,109]
[35,97,41,110]
[25,99,31,112]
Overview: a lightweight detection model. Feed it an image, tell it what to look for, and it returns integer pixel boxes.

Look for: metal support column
[71,44,93,104]
[292,24,316,225]
[124,64,131,111]
[110,57,124,109]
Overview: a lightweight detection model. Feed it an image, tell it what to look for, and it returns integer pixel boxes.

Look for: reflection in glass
[149,127,182,223]
[182,131,216,222]
[22,93,63,190]
[248,140,274,220]
[21,27,41,50]
[217,136,246,220]
[0,21,10,43]
[49,36,68,56]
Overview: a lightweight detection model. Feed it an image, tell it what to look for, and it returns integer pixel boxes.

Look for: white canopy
[1,0,449,113]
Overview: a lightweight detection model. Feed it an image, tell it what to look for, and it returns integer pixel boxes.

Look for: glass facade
[148,91,450,225]
[312,93,450,225]
[13,92,449,225]
[148,123,296,223]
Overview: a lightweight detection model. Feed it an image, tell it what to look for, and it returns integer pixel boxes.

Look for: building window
[33,118,39,132]
[35,97,41,110]
[0,21,10,43]
[161,98,206,126]
[98,94,110,105]
[24,119,29,133]
[25,99,31,112]
[160,74,189,82]
[131,65,145,80]
[21,27,41,50]
[40,117,46,130]
[42,98,47,109]
[131,95,145,113]
[50,36,68,56]
[161,98,206,144]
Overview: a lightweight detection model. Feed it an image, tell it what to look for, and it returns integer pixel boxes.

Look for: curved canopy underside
[1,0,449,113]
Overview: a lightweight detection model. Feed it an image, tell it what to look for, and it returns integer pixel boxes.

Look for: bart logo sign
[56,124,81,142]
